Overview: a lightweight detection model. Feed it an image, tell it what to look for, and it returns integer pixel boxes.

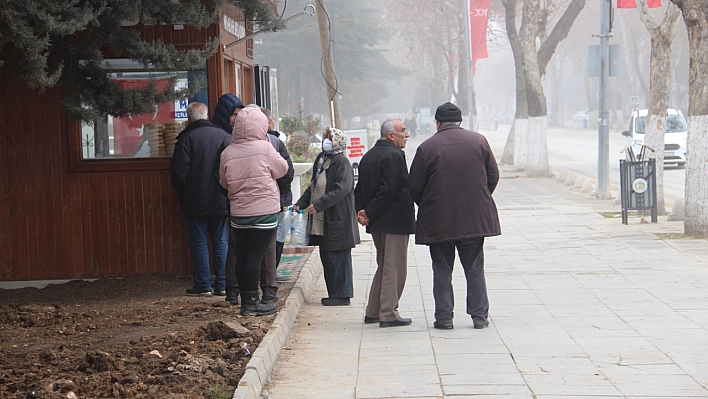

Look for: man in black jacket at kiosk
[354,118,415,328]
[170,102,230,297]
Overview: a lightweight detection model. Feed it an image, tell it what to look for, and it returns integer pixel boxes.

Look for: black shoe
[213,290,227,296]
[225,291,239,305]
[321,297,351,306]
[364,316,379,324]
[186,288,212,297]
[261,293,279,304]
[379,317,412,328]
[433,320,454,330]
[240,291,277,316]
[473,317,489,329]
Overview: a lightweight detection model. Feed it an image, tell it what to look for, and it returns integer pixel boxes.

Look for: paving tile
[522,373,622,396]
[514,356,600,375]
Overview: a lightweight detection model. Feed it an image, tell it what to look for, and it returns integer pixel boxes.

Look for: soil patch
[0,253,309,399]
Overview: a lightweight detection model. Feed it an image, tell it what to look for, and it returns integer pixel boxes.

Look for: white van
[622,108,687,167]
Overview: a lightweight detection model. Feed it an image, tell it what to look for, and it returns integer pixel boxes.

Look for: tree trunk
[502,0,584,175]
[520,0,549,177]
[501,0,527,167]
[526,116,550,177]
[638,0,681,216]
[671,0,708,236]
[513,118,529,170]
[457,22,468,116]
[501,121,516,165]
[549,56,563,127]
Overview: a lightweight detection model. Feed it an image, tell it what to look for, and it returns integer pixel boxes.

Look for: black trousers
[226,232,286,296]
[230,227,276,293]
[429,237,488,324]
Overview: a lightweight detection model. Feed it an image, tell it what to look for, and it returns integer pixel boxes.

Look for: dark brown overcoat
[408,124,501,245]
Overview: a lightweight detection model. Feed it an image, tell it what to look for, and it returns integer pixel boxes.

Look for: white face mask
[322,138,333,152]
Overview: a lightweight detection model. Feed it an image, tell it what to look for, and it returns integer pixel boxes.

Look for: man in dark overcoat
[354,118,416,328]
[408,102,501,330]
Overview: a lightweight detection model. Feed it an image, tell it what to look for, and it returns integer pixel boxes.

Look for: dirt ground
[0,255,306,399]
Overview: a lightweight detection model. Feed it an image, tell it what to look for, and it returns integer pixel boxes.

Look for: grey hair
[260,107,274,121]
[186,102,208,122]
[380,118,400,138]
[437,121,461,129]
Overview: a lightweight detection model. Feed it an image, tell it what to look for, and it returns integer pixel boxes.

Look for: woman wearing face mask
[294,127,360,306]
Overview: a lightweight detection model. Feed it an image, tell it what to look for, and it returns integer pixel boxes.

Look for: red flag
[616,0,661,8]
[469,0,490,60]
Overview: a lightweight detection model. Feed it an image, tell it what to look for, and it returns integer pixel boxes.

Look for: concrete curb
[553,167,619,200]
[231,248,322,399]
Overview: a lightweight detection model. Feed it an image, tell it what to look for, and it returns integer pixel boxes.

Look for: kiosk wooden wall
[0,14,252,282]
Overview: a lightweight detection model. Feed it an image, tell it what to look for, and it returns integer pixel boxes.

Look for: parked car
[572,111,588,121]
[622,108,687,167]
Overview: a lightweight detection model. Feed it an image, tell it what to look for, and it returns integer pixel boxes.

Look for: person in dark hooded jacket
[211,94,245,305]
[260,108,294,257]
[212,93,245,134]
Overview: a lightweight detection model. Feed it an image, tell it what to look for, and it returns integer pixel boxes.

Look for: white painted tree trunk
[525,116,550,177]
[636,0,681,215]
[500,121,516,165]
[684,115,708,235]
[513,118,529,171]
[672,0,708,236]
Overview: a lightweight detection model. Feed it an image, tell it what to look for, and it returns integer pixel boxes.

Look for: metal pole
[315,0,343,129]
[597,0,611,199]
[465,0,475,129]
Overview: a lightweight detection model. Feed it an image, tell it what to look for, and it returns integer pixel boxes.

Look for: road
[481,123,686,207]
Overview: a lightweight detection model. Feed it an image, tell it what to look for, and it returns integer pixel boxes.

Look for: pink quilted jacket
[219,107,288,217]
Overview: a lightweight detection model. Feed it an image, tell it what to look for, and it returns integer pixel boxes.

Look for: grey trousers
[429,237,488,324]
[365,232,409,322]
[260,232,278,296]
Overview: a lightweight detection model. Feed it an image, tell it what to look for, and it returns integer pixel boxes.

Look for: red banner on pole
[469,0,490,61]
[616,0,661,8]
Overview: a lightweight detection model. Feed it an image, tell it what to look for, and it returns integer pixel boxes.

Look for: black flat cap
[434,102,462,122]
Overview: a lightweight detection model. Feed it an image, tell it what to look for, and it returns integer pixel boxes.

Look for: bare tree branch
[537,0,586,77]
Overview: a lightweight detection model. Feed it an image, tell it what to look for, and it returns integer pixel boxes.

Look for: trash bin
[582,117,588,129]
[619,158,657,225]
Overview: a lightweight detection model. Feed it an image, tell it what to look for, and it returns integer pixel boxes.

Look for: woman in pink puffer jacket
[219,106,288,316]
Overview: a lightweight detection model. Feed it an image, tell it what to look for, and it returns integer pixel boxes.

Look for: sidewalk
[261,169,708,399]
